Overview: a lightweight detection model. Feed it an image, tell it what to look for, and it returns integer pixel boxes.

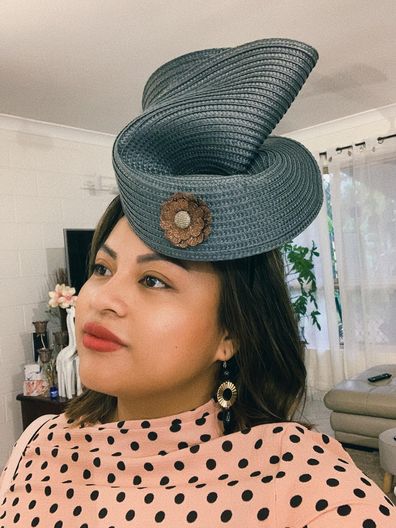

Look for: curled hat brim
[113,38,323,261]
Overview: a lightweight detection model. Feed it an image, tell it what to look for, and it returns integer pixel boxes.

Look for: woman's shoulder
[249,421,396,526]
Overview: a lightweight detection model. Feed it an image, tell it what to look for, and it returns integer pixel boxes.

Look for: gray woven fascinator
[112,38,323,261]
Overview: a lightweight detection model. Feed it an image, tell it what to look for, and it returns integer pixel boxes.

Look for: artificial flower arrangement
[48,283,78,310]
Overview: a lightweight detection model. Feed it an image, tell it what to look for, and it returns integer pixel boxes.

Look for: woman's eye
[92,263,111,276]
[141,275,168,289]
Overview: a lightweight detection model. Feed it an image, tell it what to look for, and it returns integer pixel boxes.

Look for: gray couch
[324,364,396,448]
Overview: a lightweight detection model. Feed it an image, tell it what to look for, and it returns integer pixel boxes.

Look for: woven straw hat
[112,38,323,261]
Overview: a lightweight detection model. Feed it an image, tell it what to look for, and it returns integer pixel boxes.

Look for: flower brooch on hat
[160,192,212,248]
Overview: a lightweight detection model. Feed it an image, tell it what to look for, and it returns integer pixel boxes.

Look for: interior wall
[0,115,115,468]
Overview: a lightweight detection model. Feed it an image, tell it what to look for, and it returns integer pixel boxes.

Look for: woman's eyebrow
[98,243,190,271]
[137,253,191,271]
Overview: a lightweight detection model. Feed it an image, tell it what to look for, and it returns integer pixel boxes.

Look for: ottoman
[324,364,396,448]
[379,428,396,493]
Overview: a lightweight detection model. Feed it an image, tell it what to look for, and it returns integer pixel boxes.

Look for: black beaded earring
[216,360,237,434]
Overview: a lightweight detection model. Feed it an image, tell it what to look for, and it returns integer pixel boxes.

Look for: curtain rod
[319,132,396,158]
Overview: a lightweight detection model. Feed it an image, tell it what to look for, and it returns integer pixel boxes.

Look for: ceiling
[1,0,395,136]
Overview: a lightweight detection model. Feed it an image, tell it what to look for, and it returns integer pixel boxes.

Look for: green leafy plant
[281,241,321,343]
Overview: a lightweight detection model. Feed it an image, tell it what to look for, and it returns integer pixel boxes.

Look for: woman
[1,38,395,527]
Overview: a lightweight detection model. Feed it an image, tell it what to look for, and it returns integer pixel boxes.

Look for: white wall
[0,114,115,469]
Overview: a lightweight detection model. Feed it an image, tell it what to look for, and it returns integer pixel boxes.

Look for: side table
[16,393,70,430]
[378,427,396,493]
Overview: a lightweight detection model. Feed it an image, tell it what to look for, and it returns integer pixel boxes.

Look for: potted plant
[281,240,321,343]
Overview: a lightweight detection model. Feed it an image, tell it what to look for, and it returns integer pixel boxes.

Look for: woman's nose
[88,275,129,316]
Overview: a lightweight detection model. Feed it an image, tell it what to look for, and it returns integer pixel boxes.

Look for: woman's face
[75,216,232,420]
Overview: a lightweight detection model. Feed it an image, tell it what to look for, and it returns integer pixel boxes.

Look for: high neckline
[57,396,225,458]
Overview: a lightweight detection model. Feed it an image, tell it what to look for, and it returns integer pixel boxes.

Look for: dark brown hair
[64,195,308,432]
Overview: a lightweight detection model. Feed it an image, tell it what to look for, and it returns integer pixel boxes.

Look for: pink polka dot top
[0,397,395,527]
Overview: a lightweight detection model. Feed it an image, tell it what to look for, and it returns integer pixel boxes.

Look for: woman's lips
[82,333,124,352]
[82,322,127,352]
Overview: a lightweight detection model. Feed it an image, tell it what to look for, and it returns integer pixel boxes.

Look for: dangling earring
[216,360,237,433]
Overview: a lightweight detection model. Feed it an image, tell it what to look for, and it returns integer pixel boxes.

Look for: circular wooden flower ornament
[160,192,212,248]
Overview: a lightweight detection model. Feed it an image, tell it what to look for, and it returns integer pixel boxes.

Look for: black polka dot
[218,474,229,480]
[255,439,263,449]
[32,517,40,526]
[148,431,158,441]
[353,488,366,498]
[144,463,154,471]
[290,434,301,443]
[130,441,139,451]
[261,475,273,483]
[141,420,151,428]
[90,490,99,501]
[28,500,36,509]
[155,511,165,522]
[200,434,211,442]
[71,452,79,462]
[313,445,324,454]
[269,455,280,464]
[93,457,101,468]
[74,505,83,516]
[316,499,328,511]
[125,510,135,521]
[85,434,92,442]
[276,471,285,479]
[238,458,248,468]
[60,464,69,473]
[49,504,58,513]
[322,434,330,444]
[195,417,206,426]
[337,505,351,516]
[175,493,185,504]
[187,510,198,522]
[290,495,303,508]
[65,488,73,499]
[307,458,319,465]
[362,520,376,528]
[299,473,312,482]
[206,491,217,504]
[326,478,339,487]
[178,441,189,449]
[220,510,232,522]
[117,461,126,471]
[206,459,217,470]
[116,492,125,502]
[188,476,199,483]
[334,465,346,472]
[44,486,51,496]
[282,452,293,462]
[174,461,185,470]
[190,445,200,454]
[170,420,181,432]
[257,508,270,520]
[160,476,170,486]
[222,440,233,452]
[242,489,253,501]
[133,475,142,485]
[379,505,390,516]
[361,476,372,486]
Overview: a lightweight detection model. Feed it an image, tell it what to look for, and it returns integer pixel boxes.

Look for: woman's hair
[64,195,308,432]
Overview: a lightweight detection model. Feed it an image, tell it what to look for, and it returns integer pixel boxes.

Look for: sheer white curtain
[324,136,396,377]
[291,190,344,399]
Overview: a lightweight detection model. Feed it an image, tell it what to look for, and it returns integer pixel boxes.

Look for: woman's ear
[214,331,237,363]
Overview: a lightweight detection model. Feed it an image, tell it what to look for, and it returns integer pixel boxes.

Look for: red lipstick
[82,322,126,352]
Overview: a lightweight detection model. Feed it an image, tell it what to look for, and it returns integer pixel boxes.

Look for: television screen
[64,229,95,295]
